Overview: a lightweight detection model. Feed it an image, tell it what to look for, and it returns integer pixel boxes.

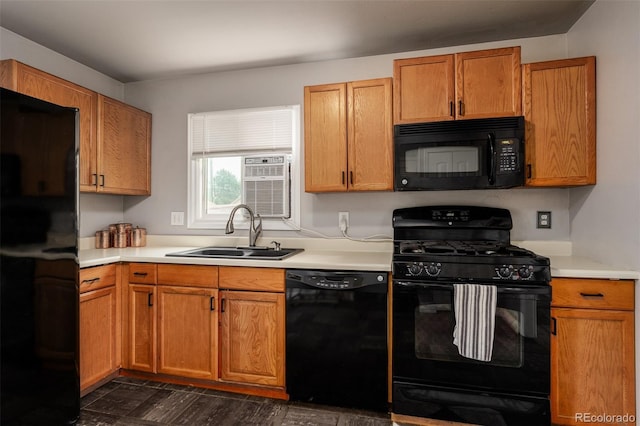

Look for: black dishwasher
[285,269,388,412]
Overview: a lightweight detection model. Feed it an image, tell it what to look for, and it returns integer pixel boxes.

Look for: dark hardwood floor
[79,377,393,425]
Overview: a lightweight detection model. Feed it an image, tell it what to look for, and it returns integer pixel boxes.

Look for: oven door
[392,280,550,396]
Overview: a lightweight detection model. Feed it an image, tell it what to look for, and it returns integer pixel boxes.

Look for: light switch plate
[171,211,185,226]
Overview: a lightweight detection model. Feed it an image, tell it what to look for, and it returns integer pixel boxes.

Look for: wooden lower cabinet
[128,284,156,372]
[219,290,285,387]
[550,278,635,425]
[79,264,119,392]
[157,285,218,380]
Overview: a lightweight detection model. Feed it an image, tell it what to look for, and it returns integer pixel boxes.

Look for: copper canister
[108,224,117,247]
[132,227,147,247]
[114,231,127,248]
[95,230,110,248]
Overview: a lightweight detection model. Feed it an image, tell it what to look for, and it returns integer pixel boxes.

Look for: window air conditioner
[242,155,290,218]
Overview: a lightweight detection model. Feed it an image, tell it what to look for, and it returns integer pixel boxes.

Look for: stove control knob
[425,262,442,277]
[497,265,513,279]
[518,266,533,279]
[407,263,423,276]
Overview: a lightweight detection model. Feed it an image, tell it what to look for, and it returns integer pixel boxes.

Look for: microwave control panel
[497,139,519,173]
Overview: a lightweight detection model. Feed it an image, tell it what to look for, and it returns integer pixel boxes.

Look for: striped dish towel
[452,283,497,362]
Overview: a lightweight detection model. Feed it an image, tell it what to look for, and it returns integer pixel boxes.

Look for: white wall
[123,35,572,241]
[565,0,640,415]
[566,0,640,271]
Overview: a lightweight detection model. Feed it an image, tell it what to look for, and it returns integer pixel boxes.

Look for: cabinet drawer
[128,263,157,284]
[80,264,116,293]
[157,264,218,288]
[219,267,285,292]
[551,278,634,311]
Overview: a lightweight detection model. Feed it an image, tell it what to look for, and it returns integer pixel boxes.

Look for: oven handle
[394,280,550,295]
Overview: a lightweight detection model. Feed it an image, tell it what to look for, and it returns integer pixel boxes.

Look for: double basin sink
[166,246,303,261]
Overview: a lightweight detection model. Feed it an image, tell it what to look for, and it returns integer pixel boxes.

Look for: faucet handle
[270,241,281,251]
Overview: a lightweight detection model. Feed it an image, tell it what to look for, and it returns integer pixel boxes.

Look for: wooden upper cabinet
[455,47,522,119]
[393,47,522,123]
[347,79,394,191]
[304,83,347,192]
[393,54,455,123]
[0,59,98,191]
[304,78,393,192]
[97,95,152,195]
[523,57,596,186]
[0,59,152,195]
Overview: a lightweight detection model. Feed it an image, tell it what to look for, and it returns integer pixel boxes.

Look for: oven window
[405,146,480,174]
[413,289,537,368]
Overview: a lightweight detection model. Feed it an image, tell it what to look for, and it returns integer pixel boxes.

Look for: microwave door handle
[487,133,496,185]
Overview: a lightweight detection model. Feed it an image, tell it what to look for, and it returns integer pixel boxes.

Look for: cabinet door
[304,83,348,192]
[347,78,394,191]
[551,307,635,425]
[393,54,455,124]
[455,47,522,119]
[0,60,99,192]
[79,286,117,391]
[157,286,218,380]
[219,291,285,387]
[523,57,596,186]
[128,284,156,372]
[97,95,151,195]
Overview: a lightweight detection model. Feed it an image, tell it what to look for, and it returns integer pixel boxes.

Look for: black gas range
[391,206,552,426]
[392,205,551,283]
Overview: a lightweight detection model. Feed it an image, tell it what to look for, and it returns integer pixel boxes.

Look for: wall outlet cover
[537,211,551,229]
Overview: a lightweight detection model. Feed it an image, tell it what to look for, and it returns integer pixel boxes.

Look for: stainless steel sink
[166,246,303,260]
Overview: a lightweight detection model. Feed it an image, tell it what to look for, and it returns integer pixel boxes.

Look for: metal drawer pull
[221,298,226,313]
[210,296,216,311]
[148,293,153,307]
[579,292,604,298]
[551,317,557,336]
[133,272,148,277]
[81,277,100,284]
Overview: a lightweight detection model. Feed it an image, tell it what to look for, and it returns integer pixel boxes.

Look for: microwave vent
[395,116,524,136]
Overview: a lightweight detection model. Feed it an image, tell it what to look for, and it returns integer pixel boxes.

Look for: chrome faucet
[225,204,262,247]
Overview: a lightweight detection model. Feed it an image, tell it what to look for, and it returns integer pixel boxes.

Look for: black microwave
[394,116,525,191]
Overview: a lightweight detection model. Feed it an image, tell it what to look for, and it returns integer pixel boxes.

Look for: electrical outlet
[537,211,551,229]
[171,211,184,226]
[338,211,349,232]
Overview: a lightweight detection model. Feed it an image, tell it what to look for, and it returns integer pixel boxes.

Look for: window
[187,105,300,230]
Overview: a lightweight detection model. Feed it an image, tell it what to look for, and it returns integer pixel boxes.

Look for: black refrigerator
[1,87,80,424]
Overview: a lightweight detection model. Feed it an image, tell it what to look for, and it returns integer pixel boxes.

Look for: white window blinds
[189,106,296,157]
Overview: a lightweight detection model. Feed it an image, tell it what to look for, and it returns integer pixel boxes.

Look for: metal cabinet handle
[341,171,346,185]
[527,164,532,179]
[210,296,216,311]
[148,293,153,307]
[92,173,98,187]
[81,277,100,284]
[449,101,454,117]
[580,292,604,298]
[458,100,464,116]
[349,170,354,185]
[551,317,557,335]
[100,175,105,187]
[221,298,226,313]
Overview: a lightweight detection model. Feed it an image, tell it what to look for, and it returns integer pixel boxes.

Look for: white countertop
[78,236,640,280]
[79,236,393,272]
